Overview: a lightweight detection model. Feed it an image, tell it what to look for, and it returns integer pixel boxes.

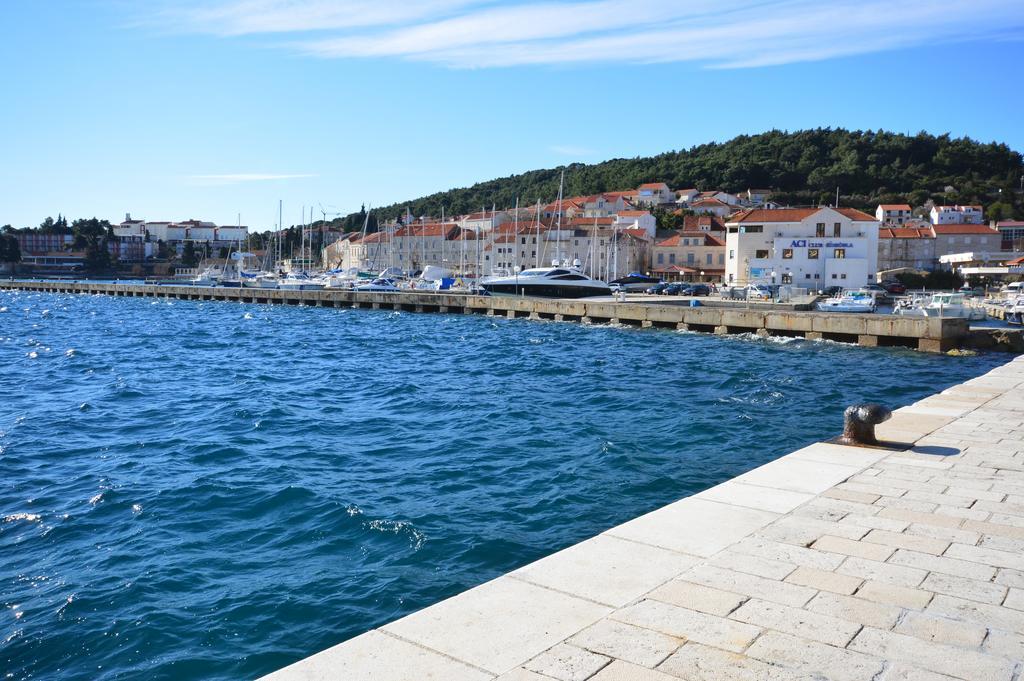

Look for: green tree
[0,234,21,263]
[181,241,198,267]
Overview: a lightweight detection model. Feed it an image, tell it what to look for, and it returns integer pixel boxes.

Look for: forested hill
[342,129,1022,228]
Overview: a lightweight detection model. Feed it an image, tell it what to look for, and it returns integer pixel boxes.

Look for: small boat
[278,272,325,291]
[816,290,876,313]
[893,292,986,320]
[355,278,401,292]
[481,263,611,298]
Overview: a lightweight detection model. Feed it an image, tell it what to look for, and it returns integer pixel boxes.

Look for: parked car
[646,282,669,295]
[882,280,906,295]
[663,282,686,295]
[681,284,711,296]
[821,285,844,296]
[958,285,984,297]
[745,283,773,300]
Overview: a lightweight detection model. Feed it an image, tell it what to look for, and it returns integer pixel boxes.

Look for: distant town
[3,183,1023,287]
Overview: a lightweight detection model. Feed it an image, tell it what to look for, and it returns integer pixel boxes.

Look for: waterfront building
[725,207,880,286]
[651,230,726,281]
[930,204,984,224]
[392,222,461,272]
[997,219,1024,251]
[875,203,913,226]
[931,223,1002,261]
[877,227,935,272]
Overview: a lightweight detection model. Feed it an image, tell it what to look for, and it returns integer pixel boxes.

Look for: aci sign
[789,240,853,248]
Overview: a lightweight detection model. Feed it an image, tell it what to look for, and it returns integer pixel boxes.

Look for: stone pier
[265,356,1024,681]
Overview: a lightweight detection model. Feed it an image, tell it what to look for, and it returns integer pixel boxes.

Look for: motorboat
[278,272,325,291]
[816,290,876,313]
[893,292,986,320]
[481,263,611,298]
[609,273,661,293]
[355,278,401,292]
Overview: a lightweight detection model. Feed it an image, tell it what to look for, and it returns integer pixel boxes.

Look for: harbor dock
[263,355,1024,681]
[1,279,1010,353]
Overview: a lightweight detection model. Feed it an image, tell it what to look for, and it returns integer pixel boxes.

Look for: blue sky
[1,0,1023,229]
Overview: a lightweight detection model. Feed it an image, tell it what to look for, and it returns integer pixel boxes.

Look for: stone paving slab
[263,355,1024,680]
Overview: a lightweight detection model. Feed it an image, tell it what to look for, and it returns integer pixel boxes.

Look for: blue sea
[0,289,1009,680]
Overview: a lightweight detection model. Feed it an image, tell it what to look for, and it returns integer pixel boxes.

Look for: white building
[725,207,880,287]
[633,183,674,207]
[875,204,913,226]
[613,210,656,237]
[930,205,984,225]
[689,198,734,218]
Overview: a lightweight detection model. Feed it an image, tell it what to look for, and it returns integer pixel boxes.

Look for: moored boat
[816,290,876,313]
[481,264,611,298]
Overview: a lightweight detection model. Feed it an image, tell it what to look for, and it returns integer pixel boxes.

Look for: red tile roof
[729,207,877,223]
[638,183,669,190]
[931,224,1000,235]
[878,204,912,211]
[879,228,934,239]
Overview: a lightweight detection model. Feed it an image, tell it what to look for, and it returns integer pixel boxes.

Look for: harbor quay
[2,279,1016,353]
[265,356,1024,681]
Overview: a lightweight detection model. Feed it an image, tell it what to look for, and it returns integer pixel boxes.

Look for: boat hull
[482,282,612,298]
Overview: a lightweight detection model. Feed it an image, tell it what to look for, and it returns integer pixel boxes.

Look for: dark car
[883,280,906,295]
[646,282,669,295]
[822,285,844,296]
[681,284,711,296]
[663,282,686,295]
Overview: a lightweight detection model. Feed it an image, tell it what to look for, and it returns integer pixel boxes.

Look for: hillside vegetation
[345,128,1022,228]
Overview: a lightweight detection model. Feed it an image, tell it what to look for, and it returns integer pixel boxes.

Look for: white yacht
[1004,294,1024,326]
[816,290,876,313]
[481,262,611,298]
[278,273,325,291]
[893,292,986,320]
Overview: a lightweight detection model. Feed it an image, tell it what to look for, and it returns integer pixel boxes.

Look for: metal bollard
[840,403,892,446]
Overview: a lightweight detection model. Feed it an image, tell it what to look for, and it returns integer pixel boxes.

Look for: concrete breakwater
[0,279,1010,353]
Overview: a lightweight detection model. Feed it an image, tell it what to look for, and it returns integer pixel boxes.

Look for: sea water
[0,290,1009,680]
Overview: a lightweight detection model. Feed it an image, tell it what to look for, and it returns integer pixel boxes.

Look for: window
[687,253,695,264]
[755,249,769,259]
[964,237,972,244]
[814,274,820,279]
[805,273,811,279]
[669,253,676,264]
[840,273,847,280]
[834,248,846,259]
[832,273,838,279]
[782,273,793,284]
[657,253,664,264]
[815,223,825,237]
[728,250,735,259]
[782,248,793,259]
[833,222,841,237]
[521,237,526,245]
[706,253,713,265]
[808,248,819,259]
[741,225,763,233]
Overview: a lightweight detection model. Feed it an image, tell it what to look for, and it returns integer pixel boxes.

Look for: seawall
[0,279,987,353]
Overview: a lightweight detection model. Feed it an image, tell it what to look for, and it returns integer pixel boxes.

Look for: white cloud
[187,173,318,185]
[160,0,1024,69]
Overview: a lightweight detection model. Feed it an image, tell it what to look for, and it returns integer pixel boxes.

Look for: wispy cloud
[187,173,318,186]
[157,0,1024,69]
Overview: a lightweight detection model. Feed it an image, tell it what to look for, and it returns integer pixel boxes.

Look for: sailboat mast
[555,171,564,265]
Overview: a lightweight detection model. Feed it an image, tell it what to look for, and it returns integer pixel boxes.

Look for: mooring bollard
[840,403,892,446]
